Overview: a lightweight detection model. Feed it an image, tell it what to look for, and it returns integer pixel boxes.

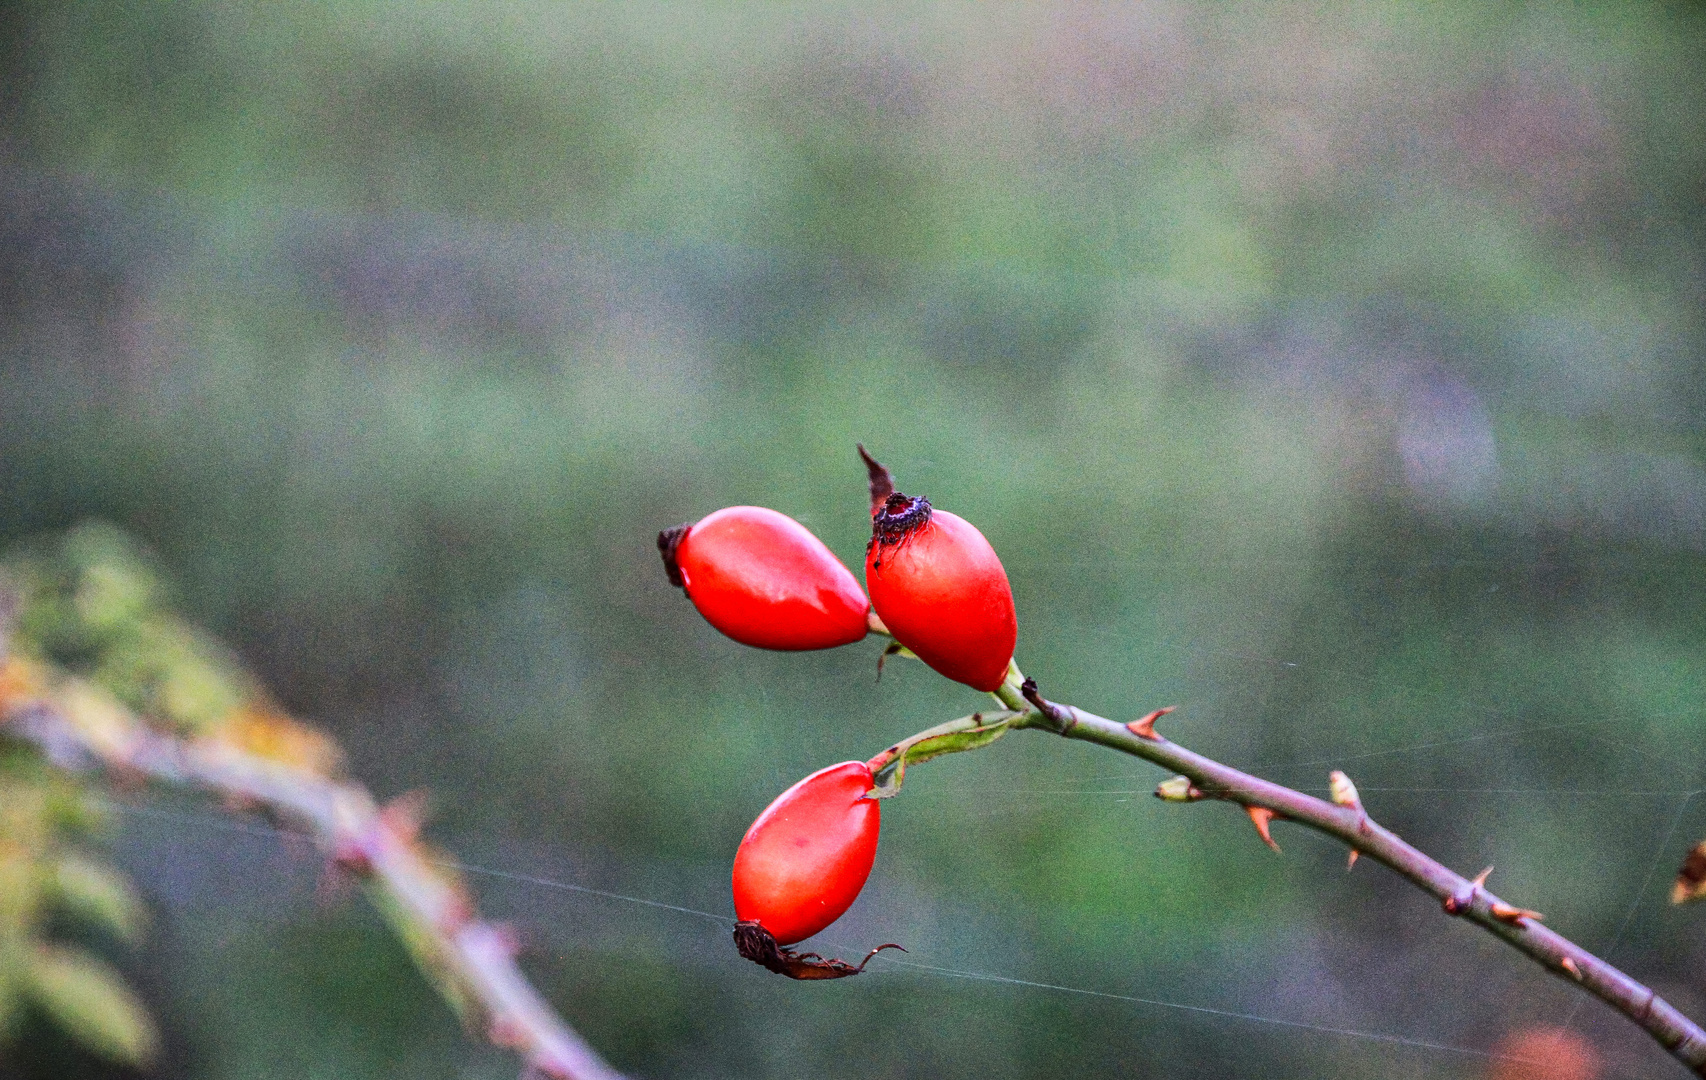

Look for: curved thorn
[1127,706,1175,741]
[1247,806,1282,852]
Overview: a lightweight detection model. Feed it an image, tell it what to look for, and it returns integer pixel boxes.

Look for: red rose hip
[731,760,880,945]
[659,506,870,651]
[865,492,1017,692]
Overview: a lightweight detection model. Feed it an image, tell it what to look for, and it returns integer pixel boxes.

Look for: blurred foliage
[7,525,247,738]
[0,1,1705,1078]
[1,524,481,1068]
[0,742,151,1067]
[0,525,243,1066]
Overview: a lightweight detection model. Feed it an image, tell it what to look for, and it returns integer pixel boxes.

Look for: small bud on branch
[1155,776,1204,802]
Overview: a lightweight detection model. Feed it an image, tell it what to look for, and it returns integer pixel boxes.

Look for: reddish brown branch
[998,678,1706,1076]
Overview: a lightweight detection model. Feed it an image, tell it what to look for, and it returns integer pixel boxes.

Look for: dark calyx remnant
[857,444,896,517]
[868,492,932,563]
[732,921,903,980]
[657,524,691,589]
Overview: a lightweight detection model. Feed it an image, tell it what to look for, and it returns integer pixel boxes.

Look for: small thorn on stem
[1491,901,1543,925]
[857,444,896,517]
[1246,806,1282,852]
[1562,957,1584,981]
[1127,706,1175,741]
[1443,867,1493,916]
[1346,849,1359,871]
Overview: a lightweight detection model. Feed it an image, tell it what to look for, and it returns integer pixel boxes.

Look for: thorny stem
[0,661,625,1080]
[981,674,1706,1076]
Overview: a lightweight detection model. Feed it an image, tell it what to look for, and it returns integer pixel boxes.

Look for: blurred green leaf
[25,945,157,1066]
[65,523,160,637]
[49,855,146,945]
[0,962,18,1039]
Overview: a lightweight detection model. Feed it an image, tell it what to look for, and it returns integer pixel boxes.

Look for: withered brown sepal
[657,524,691,589]
[732,920,903,980]
[857,444,896,518]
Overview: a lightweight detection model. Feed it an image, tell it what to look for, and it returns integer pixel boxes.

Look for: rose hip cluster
[658,446,1017,978]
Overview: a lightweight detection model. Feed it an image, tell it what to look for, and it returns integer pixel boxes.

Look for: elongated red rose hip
[731,760,880,946]
[658,506,870,651]
[865,491,1017,692]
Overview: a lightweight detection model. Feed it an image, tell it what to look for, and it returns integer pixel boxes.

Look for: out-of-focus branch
[966,673,1706,1076]
[0,657,625,1080]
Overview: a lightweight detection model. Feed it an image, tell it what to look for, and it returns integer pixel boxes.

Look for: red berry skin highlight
[668,506,869,651]
[731,761,880,946]
[866,496,1017,692]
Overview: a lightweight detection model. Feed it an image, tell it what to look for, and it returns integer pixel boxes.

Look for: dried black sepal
[732,920,904,980]
[857,444,895,517]
[657,524,691,589]
[868,493,932,565]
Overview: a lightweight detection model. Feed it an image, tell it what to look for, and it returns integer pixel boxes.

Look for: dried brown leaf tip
[1673,839,1706,904]
[732,921,903,980]
[1126,706,1175,741]
[857,444,896,518]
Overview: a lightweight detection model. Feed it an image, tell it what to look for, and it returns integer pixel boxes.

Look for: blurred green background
[2,1,1705,1077]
